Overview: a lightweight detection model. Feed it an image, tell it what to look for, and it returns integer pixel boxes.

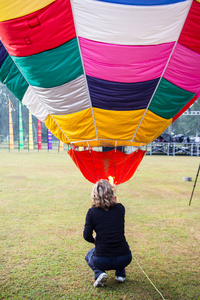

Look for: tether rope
[133,254,166,300]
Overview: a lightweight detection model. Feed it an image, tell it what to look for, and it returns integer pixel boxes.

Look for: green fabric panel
[149,78,195,119]
[0,56,28,101]
[11,38,83,88]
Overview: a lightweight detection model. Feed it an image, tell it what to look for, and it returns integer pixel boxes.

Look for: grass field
[0,151,200,300]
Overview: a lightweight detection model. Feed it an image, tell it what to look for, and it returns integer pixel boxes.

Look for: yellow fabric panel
[46,108,171,147]
[45,115,69,144]
[93,107,145,141]
[45,108,97,144]
[0,0,55,21]
[134,110,172,144]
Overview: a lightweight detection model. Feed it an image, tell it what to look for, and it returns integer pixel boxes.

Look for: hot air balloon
[0,0,199,184]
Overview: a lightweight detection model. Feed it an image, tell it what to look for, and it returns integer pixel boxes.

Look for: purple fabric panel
[87,75,159,111]
[79,37,175,83]
[0,41,9,68]
[164,43,200,93]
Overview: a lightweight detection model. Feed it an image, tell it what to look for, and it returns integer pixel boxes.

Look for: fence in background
[125,143,200,156]
[0,141,200,156]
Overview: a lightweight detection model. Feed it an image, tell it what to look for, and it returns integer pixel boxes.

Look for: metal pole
[189,164,200,206]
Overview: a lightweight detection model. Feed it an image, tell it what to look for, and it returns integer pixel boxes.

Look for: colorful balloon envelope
[0,0,200,183]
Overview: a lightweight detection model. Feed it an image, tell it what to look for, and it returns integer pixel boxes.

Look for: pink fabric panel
[79,37,175,83]
[164,43,200,93]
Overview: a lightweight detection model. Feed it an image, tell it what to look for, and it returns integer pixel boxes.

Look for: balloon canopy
[0,0,200,183]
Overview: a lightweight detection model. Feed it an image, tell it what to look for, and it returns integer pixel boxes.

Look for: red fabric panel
[0,0,76,56]
[178,0,200,54]
[172,94,197,122]
[68,148,146,185]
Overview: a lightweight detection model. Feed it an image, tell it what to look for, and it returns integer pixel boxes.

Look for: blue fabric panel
[0,41,9,68]
[96,0,187,5]
[87,75,159,111]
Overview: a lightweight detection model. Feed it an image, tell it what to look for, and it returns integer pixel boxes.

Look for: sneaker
[93,272,107,287]
[115,276,125,283]
[97,282,104,287]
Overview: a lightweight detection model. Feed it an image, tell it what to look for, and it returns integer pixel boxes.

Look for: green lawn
[0,151,200,300]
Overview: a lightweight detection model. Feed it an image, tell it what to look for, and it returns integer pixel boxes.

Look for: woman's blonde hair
[91,179,116,210]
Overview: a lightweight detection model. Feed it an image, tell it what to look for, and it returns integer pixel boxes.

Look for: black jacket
[83,203,131,257]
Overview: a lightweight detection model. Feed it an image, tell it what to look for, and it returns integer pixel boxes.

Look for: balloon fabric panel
[133,110,172,144]
[79,38,175,83]
[22,86,49,122]
[74,0,191,45]
[149,78,196,119]
[0,41,8,68]
[0,55,28,101]
[87,75,159,111]
[0,0,56,21]
[45,108,97,144]
[178,0,200,54]
[11,39,83,88]
[31,75,90,115]
[0,0,75,57]
[164,43,200,93]
[92,108,171,145]
[93,108,146,142]
[44,115,70,145]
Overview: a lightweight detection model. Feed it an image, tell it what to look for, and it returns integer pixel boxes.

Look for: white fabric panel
[31,75,90,115]
[73,0,191,45]
[22,86,49,122]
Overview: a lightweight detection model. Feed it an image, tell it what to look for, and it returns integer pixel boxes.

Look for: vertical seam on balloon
[7,51,72,145]
[130,0,193,144]
[70,0,99,142]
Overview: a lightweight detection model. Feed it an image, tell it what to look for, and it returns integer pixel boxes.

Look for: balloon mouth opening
[68,148,146,185]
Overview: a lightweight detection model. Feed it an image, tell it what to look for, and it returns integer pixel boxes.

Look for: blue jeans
[85,248,132,280]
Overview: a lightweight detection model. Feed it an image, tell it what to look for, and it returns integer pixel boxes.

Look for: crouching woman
[83,179,132,287]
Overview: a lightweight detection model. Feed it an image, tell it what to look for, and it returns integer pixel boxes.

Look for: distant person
[83,179,132,287]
